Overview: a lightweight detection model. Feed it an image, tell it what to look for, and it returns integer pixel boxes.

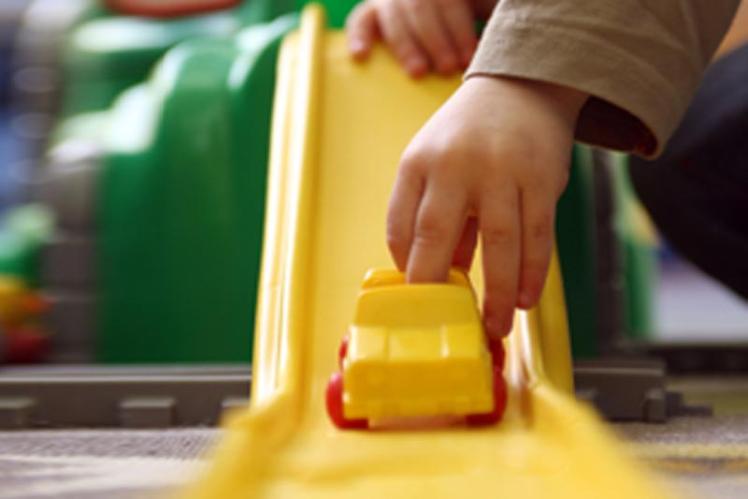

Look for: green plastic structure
[58,0,358,118]
[95,14,297,362]
[0,205,54,286]
[556,147,599,358]
[60,0,285,117]
[12,0,652,364]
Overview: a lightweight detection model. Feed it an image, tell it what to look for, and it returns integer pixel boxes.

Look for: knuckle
[400,147,433,173]
[382,23,405,45]
[404,0,426,11]
[434,0,456,11]
[433,41,454,59]
[528,217,553,242]
[384,33,418,59]
[407,145,459,175]
[481,225,513,247]
[520,172,551,194]
[414,212,448,246]
[398,43,420,61]
[400,150,426,176]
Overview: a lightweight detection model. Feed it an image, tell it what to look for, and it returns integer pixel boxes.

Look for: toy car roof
[361,268,470,289]
[354,269,479,328]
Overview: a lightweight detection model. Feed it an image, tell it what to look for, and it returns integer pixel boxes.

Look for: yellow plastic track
[187,5,673,498]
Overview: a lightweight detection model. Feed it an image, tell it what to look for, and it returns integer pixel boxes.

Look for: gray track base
[575,357,712,423]
[1,360,713,429]
[0,365,250,429]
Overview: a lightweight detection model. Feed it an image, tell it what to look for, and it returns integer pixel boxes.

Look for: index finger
[406,181,468,283]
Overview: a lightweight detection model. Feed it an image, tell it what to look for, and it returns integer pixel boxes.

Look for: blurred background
[0,2,745,498]
[0,0,744,368]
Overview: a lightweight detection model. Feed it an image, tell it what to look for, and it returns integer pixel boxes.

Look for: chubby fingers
[388,179,477,278]
[406,179,468,282]
[516,185,556,309]
[451,216,478,270]
[434,0,477,67]
[479,186,521,339]
[347,0,428,77]
[387,163,424,271]
[346,1,379,60]
[347,0,477,77]
[387,147,470,282]
[374,0,429,77]
[401,0,461,74]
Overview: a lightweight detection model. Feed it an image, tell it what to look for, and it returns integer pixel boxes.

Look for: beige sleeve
[466,0,740,157]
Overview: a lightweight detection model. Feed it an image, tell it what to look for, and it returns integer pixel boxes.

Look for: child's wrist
[464,75,588,129]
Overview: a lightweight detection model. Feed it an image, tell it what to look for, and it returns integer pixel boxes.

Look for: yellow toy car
[326,269,506,429]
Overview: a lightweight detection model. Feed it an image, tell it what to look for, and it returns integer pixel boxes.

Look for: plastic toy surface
[327,268,506,429]
[187,7,671,498]
[94,14,297,363]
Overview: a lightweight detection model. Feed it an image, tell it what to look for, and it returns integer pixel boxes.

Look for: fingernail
[485,311,513,338]
[406,57,427,77]
[350,39,366,55]
[517,291,533,309]
[484,316,502,338]
[503,313,515,335]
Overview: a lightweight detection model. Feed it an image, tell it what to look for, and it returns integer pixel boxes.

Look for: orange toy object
[326,268,506,429]
[0,276,50,364]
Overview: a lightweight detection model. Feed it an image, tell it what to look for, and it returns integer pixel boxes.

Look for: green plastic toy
[38,0,652,364]
[96,14,297,362]
[0,205,55,287]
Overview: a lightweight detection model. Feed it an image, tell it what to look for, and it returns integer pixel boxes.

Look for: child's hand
[387,76,588,338]
[346,0,497,77]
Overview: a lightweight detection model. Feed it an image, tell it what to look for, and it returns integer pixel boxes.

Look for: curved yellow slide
[188,5,673,498]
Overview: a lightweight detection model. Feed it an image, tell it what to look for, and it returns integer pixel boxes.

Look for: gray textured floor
[0,429,216,499]
[618,415,748,498]
[3,383,748,498]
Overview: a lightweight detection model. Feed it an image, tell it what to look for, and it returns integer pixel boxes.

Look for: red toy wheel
[488,338,505,371]
[465,368,507,427]
[325,372,368,430]
[337,335,349,369]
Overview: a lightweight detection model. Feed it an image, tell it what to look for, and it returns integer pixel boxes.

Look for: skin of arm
[347,0,588,337]
[387,76,587,337]
[347,0,741,336]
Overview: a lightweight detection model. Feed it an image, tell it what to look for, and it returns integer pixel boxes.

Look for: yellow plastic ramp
[188,5,672,498]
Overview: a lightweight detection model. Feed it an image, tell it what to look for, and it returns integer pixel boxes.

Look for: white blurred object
[657,258,748,341]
